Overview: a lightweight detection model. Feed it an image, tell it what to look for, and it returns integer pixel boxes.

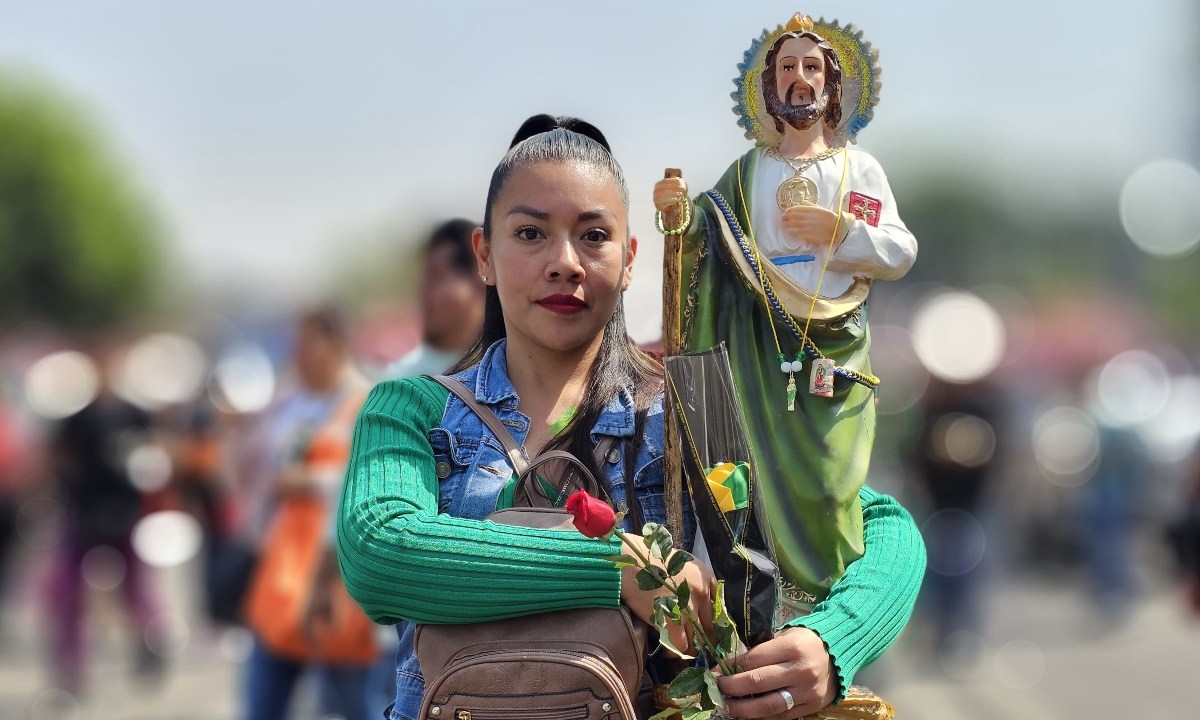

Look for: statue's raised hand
[653,176,689,214]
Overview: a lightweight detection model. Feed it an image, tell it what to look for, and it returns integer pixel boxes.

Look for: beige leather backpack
[415,376,649,720]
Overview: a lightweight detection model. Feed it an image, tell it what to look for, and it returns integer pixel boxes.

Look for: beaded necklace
[728,146,879,408]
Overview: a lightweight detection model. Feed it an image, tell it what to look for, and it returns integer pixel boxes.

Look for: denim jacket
[387,339,687,720]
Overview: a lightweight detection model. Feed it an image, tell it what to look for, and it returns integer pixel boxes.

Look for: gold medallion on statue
[776,174,818,210]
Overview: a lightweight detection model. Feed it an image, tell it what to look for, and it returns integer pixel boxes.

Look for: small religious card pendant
[809,358,835,398]
[786,373,797,411]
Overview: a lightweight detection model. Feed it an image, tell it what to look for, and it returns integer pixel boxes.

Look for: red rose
[564,490,617,539]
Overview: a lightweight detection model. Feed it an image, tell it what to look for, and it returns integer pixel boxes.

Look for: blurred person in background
[168,398,239,626]
[1083,421,1146,621]
[909,378,1002,649]
[0,385,30,642]
[44,340,162,694]
[382,218,485,379]
[304,218,485,716]
[1167,454,1200,615]
[238,306,377,720]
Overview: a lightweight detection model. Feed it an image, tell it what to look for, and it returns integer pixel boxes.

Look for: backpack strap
[429,375,642,521]
[431,374,528,477]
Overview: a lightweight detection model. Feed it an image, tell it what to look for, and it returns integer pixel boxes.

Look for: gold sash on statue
[712,201,870,322]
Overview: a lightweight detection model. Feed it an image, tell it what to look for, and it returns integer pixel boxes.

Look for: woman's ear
[621,235,638,292]
[472,226,492,284]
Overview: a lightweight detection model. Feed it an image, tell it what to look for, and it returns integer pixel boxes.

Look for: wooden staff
[661,168,685,542]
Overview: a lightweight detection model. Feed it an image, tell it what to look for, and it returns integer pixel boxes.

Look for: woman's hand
[653,177,690,214]
[780,205,855,250]
[715,626,837,718]
[618,535,715,656]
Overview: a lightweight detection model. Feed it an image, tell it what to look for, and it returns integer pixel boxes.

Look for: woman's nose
[546,239,584,280]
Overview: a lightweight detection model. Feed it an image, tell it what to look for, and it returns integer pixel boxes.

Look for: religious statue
[654,12,917,620]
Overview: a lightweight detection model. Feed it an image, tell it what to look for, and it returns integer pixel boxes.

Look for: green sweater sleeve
[785,485,926,701]
[336,377,622,625]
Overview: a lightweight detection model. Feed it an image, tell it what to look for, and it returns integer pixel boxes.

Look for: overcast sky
[2,0,1195,337]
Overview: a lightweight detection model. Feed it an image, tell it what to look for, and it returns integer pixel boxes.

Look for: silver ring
[779,689,795,711]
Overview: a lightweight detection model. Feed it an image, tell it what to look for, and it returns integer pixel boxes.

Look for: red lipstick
[536,294,588,314]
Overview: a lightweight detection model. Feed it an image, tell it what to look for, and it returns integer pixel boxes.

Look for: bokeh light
[993,639,1046,690]
[1032,407,1100,485]
[116,333,208,410]
[30,688,80,720]
[930,413,996,468]
[131,511,203,568]
[1119,159,1200,257]
[219,626,255,664]
[911,290,1006,383]
[1090,350,1170,428]
[209,343,276,414]
[125,441,174,493]
[973,283,1033,368]
[923,509,987,577]
[938,630,988,681]
[81,545,127,591]
[1137,374,1200,464]
[23,350,100,419]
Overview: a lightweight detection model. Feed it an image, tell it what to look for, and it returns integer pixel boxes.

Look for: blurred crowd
[0,220,490,719]
[3,224,1200,720]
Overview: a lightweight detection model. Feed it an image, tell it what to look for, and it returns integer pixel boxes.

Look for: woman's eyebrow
[508,204,550,220]
[578,209,616,222]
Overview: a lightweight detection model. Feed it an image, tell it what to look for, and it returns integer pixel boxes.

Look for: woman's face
[475,160,636,357]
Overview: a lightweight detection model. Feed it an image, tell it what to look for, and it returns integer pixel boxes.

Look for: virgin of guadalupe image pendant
[809,358,835,398]
[776,174,819,210]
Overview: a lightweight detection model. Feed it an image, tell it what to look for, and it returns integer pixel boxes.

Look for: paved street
[871,578,1200,719]
[1,557,1199,720]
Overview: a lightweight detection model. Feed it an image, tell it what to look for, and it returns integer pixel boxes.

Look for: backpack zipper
[422,649,638,720]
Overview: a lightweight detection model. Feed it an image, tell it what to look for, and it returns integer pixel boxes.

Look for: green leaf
[701,670,724,709]
[680,708,713,720]
[675,578,691,609]
[652,528,674,561]
[646,710,679,720]
[712,581,731,627]
[656,630,695,660]
[602,553,641,569]
[667,667,708,699]
[654,595,681,622]
[642,522,663,538]
[666,549,692,577]
[709,580,740,657]
[635,567,666,591]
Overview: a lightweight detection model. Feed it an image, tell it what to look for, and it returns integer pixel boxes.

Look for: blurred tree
[895,171,1110,294]
[0,71,159,328]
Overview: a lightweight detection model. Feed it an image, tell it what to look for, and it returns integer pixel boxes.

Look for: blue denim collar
[464,339,637,439]
[470,339,521,408]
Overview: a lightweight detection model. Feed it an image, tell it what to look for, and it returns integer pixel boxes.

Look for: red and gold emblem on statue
[848,191,882,227]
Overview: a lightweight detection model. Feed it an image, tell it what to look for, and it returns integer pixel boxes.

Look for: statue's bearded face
[765,36,832,133]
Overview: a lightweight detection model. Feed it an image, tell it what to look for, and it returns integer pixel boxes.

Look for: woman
[337,115,925,720]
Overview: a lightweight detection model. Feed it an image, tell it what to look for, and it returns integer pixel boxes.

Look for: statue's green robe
[678,149,877,605]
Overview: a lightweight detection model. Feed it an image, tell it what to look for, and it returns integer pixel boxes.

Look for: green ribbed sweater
[337,377,925,697]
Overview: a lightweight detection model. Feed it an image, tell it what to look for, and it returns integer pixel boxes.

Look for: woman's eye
[516,226,541,241]
[783,63,795,72]
[582,229,609,244]
[805,63,818,72]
